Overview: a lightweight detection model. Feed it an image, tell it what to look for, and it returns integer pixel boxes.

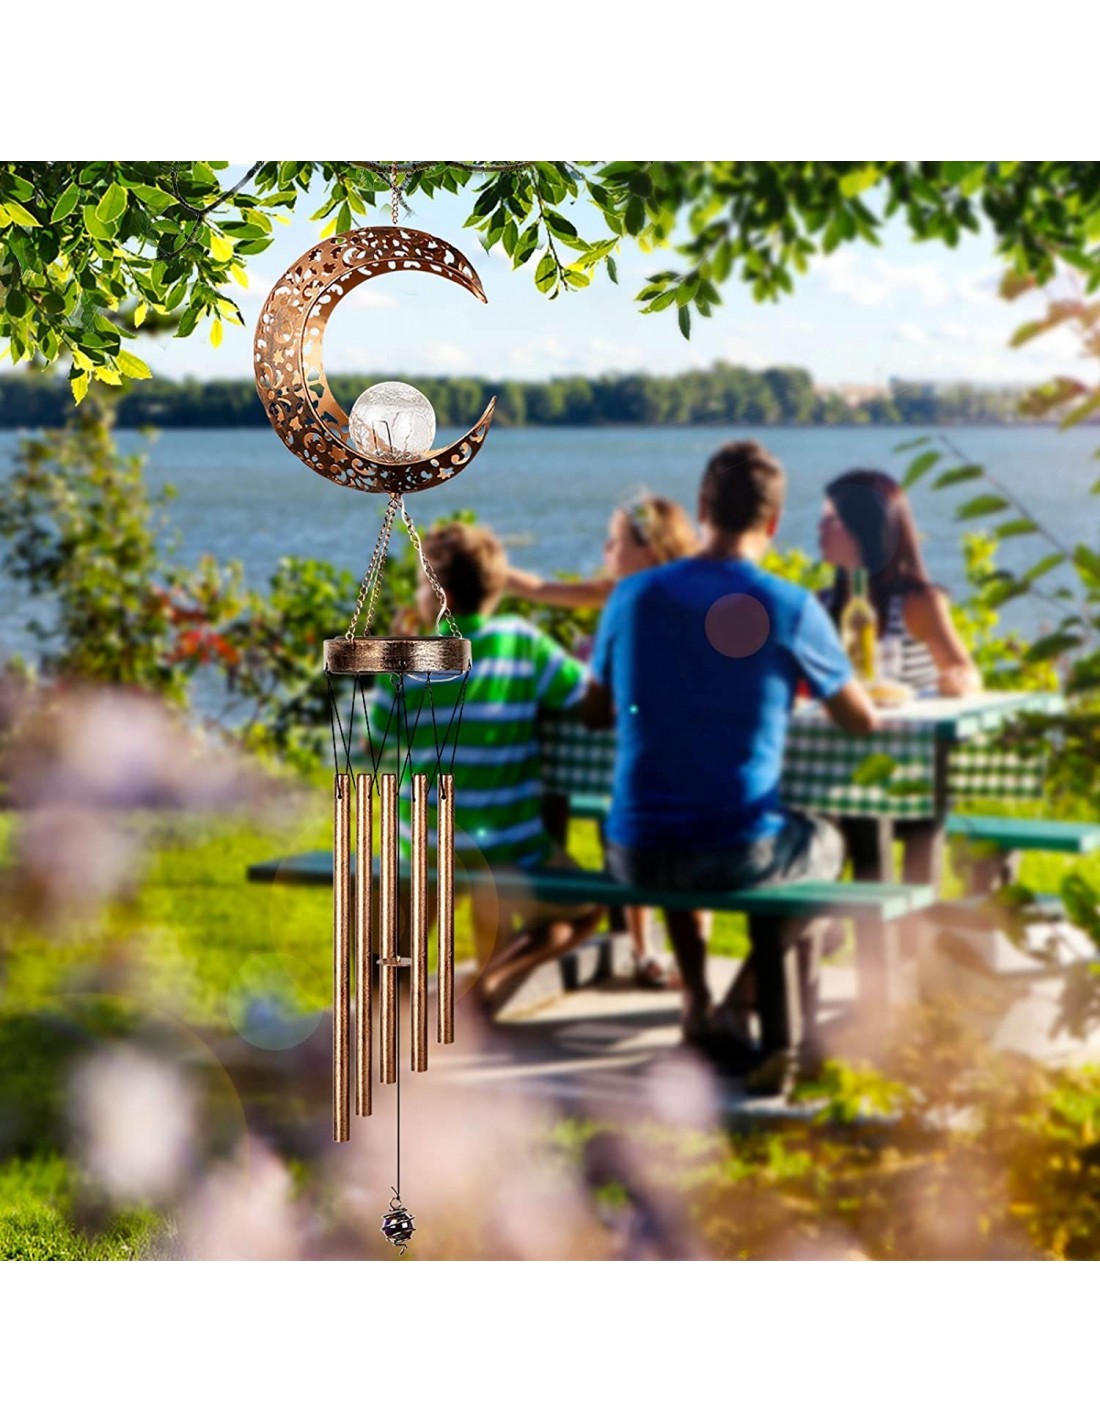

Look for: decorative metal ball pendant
[381,1199,417,1254]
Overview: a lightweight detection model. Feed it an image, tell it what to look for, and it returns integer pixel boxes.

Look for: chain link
[399,500,461,637]
[390,163,401,225]
[345,495,401,639]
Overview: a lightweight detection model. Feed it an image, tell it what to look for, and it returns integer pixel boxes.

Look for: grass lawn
[2,786,1099,1259]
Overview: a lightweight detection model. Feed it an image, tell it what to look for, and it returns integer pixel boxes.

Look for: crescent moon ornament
[255,213,495,1252]
[254,225,496,495]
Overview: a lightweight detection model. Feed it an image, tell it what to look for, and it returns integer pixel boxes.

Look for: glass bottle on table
[840,567,878,683]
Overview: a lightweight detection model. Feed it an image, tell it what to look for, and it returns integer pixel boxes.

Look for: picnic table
[540,688,1064,1007]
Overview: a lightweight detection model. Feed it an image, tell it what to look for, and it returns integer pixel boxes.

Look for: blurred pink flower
[69,1044,197,1205]
[177,1139,308,1260]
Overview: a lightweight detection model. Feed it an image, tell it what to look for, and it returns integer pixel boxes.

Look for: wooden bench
[247,853,935,1041]
[247,852,934,920]
[944,814,1100,855]
[944,814,1100,895]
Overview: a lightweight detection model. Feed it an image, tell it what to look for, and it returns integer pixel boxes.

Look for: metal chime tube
[355,773,373,1116]
[410,774,429,1071]
[438,773,455,1045]
[379,772,398,1085]
[333,774,351,1142]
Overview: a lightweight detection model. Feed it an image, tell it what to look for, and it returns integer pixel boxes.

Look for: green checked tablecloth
[538,691,1057,821]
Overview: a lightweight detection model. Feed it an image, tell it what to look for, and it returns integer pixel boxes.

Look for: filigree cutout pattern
[254,227,496,494]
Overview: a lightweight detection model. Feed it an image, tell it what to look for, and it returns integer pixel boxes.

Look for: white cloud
[345,285,398,310]
[895,322,934,345]
[721,334,765,366]
[818,249,951,307]
[420,340,474,371]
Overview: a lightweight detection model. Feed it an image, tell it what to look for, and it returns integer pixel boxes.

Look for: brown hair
[421,523,507,616]
[619,494,698,563]
[825,469,933,632]
[699,440,786,534]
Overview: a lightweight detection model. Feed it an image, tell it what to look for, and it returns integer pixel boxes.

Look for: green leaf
[606,254,618,284]
[1,199,40,228]
[955,494,1009,519]
[96,183,128,226]
[1024,631,1082,663]
[5,288,28,318]
[116,349,152,380]
[82,204,113,242]
[545,211,578,240]
[131,184,175,214]
[894,436,931,452]
[994,518,1038,539]
[852,753,896,787]
[677,305,692,339]
[50,183,81,222]
[902,449,941,488]
[1072,544,1100,583]
[1022,552,1064,584]
[931,463,983,489]
[1061,387,1100,429]
[624,195,645,236]
[839,166,878,198]
[534,252,557,294]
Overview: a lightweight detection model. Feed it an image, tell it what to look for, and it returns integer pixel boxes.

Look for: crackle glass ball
[349,381,436,464]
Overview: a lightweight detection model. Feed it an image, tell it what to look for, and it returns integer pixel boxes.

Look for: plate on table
[868,679,915,709]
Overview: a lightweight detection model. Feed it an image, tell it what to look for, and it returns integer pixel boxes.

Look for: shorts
[605,811,844,894]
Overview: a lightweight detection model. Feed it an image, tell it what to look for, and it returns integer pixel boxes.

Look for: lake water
[2,423,1099,658]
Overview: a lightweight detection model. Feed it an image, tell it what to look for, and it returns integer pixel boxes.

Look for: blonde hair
[619,494,698,564]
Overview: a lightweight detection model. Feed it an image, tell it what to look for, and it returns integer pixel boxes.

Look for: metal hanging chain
[345,495,402,639]
[390,163,402,226]
[398,498,461,637]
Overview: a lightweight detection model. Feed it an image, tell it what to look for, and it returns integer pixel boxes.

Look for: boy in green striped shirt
[366,523,600,1012]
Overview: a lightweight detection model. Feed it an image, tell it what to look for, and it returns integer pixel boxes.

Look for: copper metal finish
[254,227,496,495]
[410,774,429,1072]
[324,636,471,678]
[379,773,398,1085]
[333,774,351,1142]
[355,773,373,1117]
[437,773,455,1045]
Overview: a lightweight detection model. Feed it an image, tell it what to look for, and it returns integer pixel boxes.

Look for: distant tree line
[0,364,1042,430]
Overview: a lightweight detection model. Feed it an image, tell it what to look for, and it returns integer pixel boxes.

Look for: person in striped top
[818,469,980,697]
[366,522,601,1012]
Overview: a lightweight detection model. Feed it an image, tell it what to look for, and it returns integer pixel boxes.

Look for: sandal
[633,955,681,990]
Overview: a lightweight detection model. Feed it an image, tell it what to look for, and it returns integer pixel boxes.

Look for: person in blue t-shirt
[588,440,877,1077]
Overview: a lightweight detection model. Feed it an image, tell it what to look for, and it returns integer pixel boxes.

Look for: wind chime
[253,169,496,1251]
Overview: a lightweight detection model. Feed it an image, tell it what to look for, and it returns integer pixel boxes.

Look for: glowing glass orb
[349,381,437,464]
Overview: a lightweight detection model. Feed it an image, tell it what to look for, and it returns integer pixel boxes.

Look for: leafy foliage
[5,162,1100,396]
[0,398,244,700]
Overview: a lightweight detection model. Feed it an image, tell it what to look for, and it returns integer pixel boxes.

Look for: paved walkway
[439,929,1100,1122]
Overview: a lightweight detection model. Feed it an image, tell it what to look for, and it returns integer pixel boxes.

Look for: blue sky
[139,169,1090,390]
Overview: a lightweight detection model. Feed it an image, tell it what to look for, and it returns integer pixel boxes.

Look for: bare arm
[577,678,615,730]
[904,588,981,697]
[824,679,879,735]
[503,566,615,610]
